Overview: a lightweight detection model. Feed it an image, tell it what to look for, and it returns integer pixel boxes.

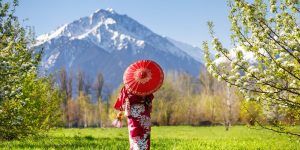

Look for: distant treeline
[57,68,299,128]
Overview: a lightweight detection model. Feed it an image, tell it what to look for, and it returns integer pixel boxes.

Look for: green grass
[0,126,299,150]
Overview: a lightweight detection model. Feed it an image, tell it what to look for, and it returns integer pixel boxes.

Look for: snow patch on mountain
[36,24,68,45]
[43,52,60,69]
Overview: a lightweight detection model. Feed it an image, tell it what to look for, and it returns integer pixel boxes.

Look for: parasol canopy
[123,60,164,96]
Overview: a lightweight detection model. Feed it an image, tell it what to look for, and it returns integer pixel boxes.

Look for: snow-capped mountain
[36,8,204,96]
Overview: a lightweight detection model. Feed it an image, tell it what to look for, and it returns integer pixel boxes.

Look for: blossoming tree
[203,0,299,136]
[0,0,61,140]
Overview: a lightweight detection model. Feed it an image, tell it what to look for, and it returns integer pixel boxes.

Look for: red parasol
[123,60,164,96]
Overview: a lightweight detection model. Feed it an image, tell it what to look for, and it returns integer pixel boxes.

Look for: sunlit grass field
[1,126,299,150]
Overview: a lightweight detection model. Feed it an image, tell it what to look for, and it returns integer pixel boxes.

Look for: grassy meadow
[0,126,299,150]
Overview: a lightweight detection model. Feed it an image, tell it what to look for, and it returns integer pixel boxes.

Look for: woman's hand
[117,111,123,120]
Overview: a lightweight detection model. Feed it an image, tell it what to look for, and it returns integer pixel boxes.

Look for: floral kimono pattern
[114,87,154,150]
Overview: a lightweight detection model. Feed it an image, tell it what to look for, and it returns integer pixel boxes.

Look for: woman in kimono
[113,59,163,150]
[113,86,154,150]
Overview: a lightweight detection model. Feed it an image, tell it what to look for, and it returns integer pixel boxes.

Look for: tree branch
[255,120,300,137]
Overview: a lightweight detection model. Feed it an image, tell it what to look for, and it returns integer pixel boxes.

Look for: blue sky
[16,0,231,48]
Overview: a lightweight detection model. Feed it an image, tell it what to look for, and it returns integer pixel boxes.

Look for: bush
[0,74,62,140]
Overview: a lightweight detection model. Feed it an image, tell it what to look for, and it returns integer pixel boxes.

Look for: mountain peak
[36,8,202,59]
[92,8,116,16]
[106,8,115,13]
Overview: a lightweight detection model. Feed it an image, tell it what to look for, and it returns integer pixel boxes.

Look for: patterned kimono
[114,86,154,150]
